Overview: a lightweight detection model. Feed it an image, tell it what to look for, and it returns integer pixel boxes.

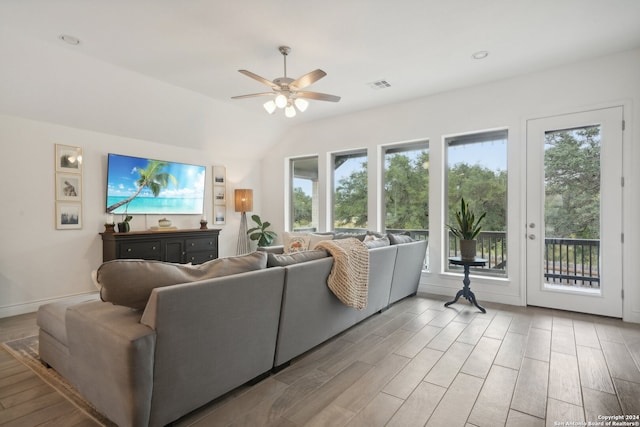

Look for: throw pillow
[309,233,334,249]
[267,249,329,267]
[283,232,311,253]
[98,251,268,310]
[366,231,387,239]
[363,235,391,249]
[387,233,415,244]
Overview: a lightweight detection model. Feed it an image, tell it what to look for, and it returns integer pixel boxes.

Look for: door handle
[528,234,536,240]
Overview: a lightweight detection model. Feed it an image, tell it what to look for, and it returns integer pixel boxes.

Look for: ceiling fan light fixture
[285,103,296,118]
[232,45,340,116]
[275,94,288,108]
[263,100,277,114]
[294,98,309,112]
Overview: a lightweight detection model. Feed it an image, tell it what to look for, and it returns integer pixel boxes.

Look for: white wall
[0,28,286,159]
[0,114,265,318]
[260,48,640,322]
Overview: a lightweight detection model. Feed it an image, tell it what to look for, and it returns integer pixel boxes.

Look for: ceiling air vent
[368,79,391,90]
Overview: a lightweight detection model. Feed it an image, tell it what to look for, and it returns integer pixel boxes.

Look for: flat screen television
[106,153,206,215]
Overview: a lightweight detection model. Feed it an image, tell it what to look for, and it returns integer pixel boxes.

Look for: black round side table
[445,257,487,313]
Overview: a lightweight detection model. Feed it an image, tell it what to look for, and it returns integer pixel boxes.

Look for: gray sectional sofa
[36,236,427,427]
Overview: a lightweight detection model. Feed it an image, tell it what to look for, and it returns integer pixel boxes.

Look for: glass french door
[526,107,623,317]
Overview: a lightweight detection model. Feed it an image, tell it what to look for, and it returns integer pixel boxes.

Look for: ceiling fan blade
[238,70,279,89]
[231,92,275,99]
[296,91,341,102]
[289,69,326,90]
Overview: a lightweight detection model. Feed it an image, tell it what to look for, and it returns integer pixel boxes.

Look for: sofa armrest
[66,301,156,427]
[389,240,428,304]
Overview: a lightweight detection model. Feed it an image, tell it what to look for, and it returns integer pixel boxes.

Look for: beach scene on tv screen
[106,154,205,214]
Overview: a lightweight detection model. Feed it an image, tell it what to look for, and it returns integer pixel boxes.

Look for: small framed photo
[214,210,226,225]
[55,173,82,201]
[55,202,82,229]
[213,166,226,184]
[55,144,83,173]
[214,185,226,205]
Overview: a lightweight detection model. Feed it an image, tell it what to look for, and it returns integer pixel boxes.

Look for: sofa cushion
[388,233,415,244]
[37,294,102,346]
[283,232,311,253]
[333,232,367,241]
[267,249,329,267]
[98,251,268,310]
[309,233,334,249]
[283,232,334,253]
[363,235,391,249]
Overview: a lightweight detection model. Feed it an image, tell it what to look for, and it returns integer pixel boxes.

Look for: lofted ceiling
[1,0,639,150]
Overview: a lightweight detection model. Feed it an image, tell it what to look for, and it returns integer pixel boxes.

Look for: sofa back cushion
[363,235,390,249]
[98,251,268,310]
[387,233,415,245]
[267,249,329,267]
[283,232,334,253]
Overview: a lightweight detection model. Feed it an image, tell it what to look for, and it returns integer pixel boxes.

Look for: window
[383,141,429,239]
[290,156,319,231]
[333,150,368,231]
[446,130,508,276]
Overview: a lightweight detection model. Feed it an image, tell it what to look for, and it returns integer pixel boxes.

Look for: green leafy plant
[247,214,277,247]
[117,215,133,232]
[447,198,486,240]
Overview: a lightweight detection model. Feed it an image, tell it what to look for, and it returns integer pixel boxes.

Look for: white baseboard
[0,291,99,319]
[623,310,640,324]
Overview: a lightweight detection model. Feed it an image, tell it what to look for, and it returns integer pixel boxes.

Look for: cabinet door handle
[152,246,156,250]
[127,248,132,252]
[191,243,196,247]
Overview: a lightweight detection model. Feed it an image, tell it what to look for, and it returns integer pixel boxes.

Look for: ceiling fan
[232,46,341,117]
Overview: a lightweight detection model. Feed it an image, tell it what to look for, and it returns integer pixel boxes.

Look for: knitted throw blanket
[315,238,369,310]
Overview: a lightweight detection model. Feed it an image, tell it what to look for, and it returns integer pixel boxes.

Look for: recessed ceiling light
[472,50,489,60]
[58,34,80,45]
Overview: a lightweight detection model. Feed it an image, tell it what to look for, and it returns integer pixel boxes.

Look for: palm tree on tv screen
[106,160,178,213]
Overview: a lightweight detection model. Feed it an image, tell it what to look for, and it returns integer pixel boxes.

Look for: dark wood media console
[100,228,220,264]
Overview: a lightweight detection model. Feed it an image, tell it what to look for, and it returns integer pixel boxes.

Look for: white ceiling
[2,0,640,126]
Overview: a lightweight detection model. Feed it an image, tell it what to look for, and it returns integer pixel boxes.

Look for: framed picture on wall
[213,166,226,184]
[55,144,83,173]
[55,202,82,229]
[214,186,225,204]
[214,209,226,225]
[55,173,82,201]
[212,165,226,224]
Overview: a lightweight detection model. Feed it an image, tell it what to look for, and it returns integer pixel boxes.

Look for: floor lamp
[235,189,253,255]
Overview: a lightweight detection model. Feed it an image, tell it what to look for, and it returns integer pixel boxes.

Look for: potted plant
[447,198,486,260]
[247,214,277,247]
[117,215,133,233]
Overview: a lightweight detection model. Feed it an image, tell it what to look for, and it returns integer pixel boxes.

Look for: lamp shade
[263,100,276,114]
[294,98,309,112]
[234,189,253,212]
[275,94,287,109]
[285,104,296,118]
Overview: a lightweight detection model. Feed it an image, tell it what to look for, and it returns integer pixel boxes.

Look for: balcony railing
[296,227,599,287]
[544,238,600,287]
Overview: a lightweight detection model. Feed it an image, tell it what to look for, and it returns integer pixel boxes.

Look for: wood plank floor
[1,293,640,426]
